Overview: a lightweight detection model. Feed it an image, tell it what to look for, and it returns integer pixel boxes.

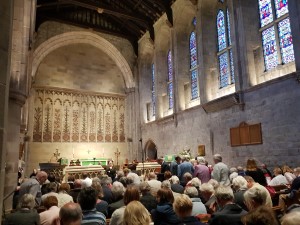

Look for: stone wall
[138,0,300,168]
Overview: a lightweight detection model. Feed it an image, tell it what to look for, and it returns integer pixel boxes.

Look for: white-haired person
[244,176,273,207]
[169,175,184,194]
[184,186,207,216]
[244,185,271,211]
[173,194,206,225]
[209,186,247,225]
[199,183,216,214]
[232,176,248,210]
[269,167,288,186]
[194,157,210,184]
[147,172,162,197]
[212,154,230,186]
[5,194,40,225]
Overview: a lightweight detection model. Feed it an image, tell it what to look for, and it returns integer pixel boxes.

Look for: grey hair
[229,167,238,174]
[232,176,248,191]
[199,183,214,194]
[161,180,171,189]
[17,194,35,209]
[101,175,112,186]
[117,170,124,179]
[184,186,199,198]
[213,154,222,162]
[169,175,180,184]
[139,182,151,193]
[244,186,267,207]
[215,185,234,201]
[111,181,125,199]
[207,179,219,189]
[189,177,201,188]
[197,157,206,165]
[183,172,193,181]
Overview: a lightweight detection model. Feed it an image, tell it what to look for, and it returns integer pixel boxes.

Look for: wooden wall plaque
[230,122,262,147]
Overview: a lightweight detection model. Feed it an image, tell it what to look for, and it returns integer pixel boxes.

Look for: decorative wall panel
[32,87,126,143]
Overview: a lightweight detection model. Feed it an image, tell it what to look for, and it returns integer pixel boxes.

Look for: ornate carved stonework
[33,87,126,143]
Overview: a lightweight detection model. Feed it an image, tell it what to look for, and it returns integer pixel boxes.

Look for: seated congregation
[4,154,300,225]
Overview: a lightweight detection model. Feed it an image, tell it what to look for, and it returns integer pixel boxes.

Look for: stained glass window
[278,17,294,64]
[230,50,235,83]
[262,26,278,71]
[167,51,173,109]
[258,0,274,27]
[191,70,198,99]
[151,64,156,116]
[217,10,227,51]
[227,8,232,46]
[219,53,229,88]
[275,0,289,18]
[217,7,235,88]
[259,0,294,71]
[190,32,197,69]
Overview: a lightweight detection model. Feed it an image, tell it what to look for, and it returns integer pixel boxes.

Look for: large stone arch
[32,31,135,88]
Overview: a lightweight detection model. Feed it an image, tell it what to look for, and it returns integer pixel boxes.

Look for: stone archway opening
[144,140,157,160]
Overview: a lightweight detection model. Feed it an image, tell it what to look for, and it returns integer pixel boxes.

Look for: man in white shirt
[212,154,230,186]
[269,167,288,186]
[146,172,161,197]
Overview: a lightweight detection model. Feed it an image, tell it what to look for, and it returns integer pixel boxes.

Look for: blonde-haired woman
[123,201,151,225]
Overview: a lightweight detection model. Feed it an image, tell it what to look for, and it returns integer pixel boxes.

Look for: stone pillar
[288,0,300,73]
[0,0,13,221]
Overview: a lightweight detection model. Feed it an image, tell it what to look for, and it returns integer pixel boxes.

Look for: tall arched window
[167,50,173,109]
[151,63,155,116]
[259,0,294,71]
[217,8,235,88]
[189,17,199,100]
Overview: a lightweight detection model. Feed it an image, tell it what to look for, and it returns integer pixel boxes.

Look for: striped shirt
[82,209,106,225]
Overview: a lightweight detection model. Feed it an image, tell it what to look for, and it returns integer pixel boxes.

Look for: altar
[64,165,105,180]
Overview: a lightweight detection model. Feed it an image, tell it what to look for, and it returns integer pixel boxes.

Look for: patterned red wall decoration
[33,87,126,143]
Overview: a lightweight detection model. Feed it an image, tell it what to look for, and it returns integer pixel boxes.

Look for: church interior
[1,0,300,218]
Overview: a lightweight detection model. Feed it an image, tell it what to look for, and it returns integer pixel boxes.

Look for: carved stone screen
[33,87,125,143]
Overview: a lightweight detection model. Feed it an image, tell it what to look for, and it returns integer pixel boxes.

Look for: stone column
[288,0,300,73]
[0,0,13,221]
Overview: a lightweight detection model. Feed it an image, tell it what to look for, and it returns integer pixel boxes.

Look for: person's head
[47,182,58,193]
[100,175,112,186]
[196,156,206,165]
[157,157,164,165]
[244,186,268,211]
[43,196,58,209]
[48,174,56,182]
[273,167,283,176]
[108,160,114,167]
[116,170,124,179]
[294,167,300,177]
[213,154,222,164]
[241,205,279,225]
[82,172,89,179]
[59,183,71,193]
[124,186,140,205]
[111,181,125,200]
[281,211,300,225]
[207,179,219,190]
[173,194,193,218]
[246,159,258,171]
[164,171,172,180]
[184,186,199,198]
[36,171,48,185]
[123,168,130,176]
[282,165,293,174]
[123,201,151,225]
[148,172,157,180]
[59,202,82,225]
[183,172,193,182]
[73,179,82,189]
[200,183,215,201]
[169,175,180,184]
[232,176,248,191]
[215,185,234,207]
[17,194,35,209]
[91,178,104,198]
[68,175,75,183]
[139,182,151,195]
[230,167,238,174]
[244,176,255,188]
[156,188,174,204]
[78,187,97,210]
[161,180,171,189]
[175,156,181,164]
[188,177,201,188]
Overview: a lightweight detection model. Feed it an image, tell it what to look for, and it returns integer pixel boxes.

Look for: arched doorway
[144,140,157,160]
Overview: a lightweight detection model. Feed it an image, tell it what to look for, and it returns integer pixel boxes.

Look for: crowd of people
[4,155,300,225]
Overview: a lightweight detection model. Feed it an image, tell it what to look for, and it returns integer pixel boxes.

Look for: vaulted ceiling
[36,0,176,54]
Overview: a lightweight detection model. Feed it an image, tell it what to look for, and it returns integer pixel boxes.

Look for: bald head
[60,202,82,225]
[36,171,48,184]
